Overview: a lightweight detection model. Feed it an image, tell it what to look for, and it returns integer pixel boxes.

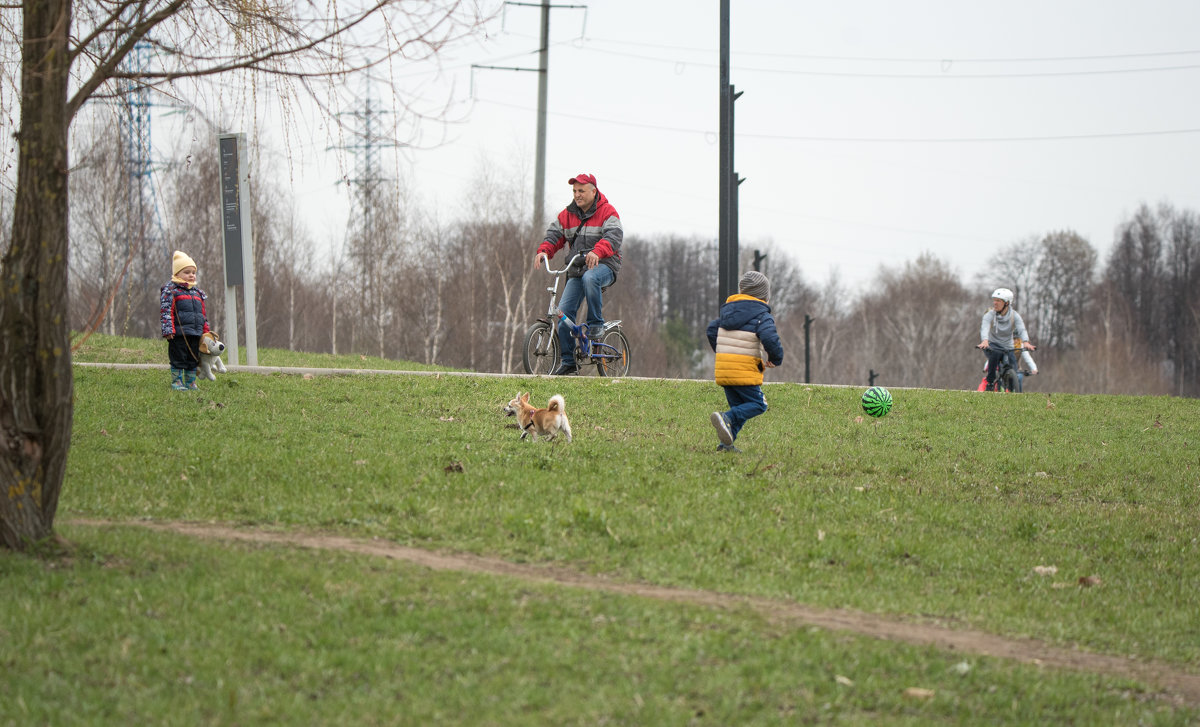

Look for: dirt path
[70,519,1200,707]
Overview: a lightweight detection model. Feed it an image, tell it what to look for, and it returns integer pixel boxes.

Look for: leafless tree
[853,253,975,389]
[0,0,491,550]
[67,124,132,336]
[1032,230,1096,351]
[1158,206,1200,396]
[1105,204,1166,356]
[806,272,853,385]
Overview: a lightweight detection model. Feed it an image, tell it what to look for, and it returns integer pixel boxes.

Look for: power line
[473,96,1200,143]
[740,127,1200,144]
[566,44,1200,79]
[572,35,1200,65]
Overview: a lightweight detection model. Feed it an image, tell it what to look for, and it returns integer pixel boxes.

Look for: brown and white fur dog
[503,392,572,442]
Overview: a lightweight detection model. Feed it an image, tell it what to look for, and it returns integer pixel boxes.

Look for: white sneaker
[710,412,734,446]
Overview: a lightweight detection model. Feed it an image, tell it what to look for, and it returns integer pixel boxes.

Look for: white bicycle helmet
[991,288,1014,304]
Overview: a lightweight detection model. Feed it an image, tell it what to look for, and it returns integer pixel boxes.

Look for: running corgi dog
[503,392,572,442]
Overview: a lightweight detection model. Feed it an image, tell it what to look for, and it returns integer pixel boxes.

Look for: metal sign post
[217,133,258,366]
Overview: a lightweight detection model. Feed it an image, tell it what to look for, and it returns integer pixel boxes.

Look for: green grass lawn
[3,333,1198,725]
[70,331,458,371]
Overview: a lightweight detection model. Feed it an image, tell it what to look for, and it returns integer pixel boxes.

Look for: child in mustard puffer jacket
[706,271,784,452]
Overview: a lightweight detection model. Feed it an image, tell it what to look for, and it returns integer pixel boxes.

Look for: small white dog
[198,331,228,381]
[503,392,572,442]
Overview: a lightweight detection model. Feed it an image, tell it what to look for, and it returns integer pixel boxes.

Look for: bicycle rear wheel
[522,321,560,375]
[596,328,630,377]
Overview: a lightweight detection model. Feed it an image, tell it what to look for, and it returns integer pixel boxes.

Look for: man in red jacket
[534,172,624,375]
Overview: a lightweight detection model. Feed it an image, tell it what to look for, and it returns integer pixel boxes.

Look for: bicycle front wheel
[596,328,631,377]
[522,320,560,375]
[1001,368,1019,393]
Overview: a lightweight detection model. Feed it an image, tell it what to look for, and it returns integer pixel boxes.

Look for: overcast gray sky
[239,0,1200,292]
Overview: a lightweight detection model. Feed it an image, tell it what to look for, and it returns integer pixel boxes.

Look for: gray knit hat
[738,270,770,302]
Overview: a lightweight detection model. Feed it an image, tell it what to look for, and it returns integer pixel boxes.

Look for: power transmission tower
[117,39,169,332]
[331,91,399,357]
[337,94,397,244]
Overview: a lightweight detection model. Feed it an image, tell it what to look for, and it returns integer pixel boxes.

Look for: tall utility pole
[532,0,551,238]
[717,0,742,304]
[472,2,587,238]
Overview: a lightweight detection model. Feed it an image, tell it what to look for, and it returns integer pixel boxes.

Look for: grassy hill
[2,335,1198,724]
[69,331,458,371]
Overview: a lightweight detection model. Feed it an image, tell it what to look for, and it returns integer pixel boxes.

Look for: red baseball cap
[568,173,597,187]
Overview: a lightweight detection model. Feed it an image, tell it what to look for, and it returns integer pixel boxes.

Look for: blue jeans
[984,346,1016,388]
[557,264,615,358]
[722,384,768,441]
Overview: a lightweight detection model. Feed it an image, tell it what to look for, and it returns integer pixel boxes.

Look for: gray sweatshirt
[980,308,1030,351]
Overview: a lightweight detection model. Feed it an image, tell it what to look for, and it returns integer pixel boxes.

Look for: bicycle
[522,253,631,377]
[978,346,1020,392]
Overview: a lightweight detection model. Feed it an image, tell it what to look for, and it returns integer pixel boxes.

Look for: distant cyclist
[977,288,1036,391]
[534,172,623,376]
[975,337,1038,391]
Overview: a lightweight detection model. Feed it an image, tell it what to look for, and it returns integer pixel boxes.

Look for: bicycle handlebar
[538,252,585,276]
[976,343,1037,351]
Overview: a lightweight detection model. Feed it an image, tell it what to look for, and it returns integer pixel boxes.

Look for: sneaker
[716,443,742,453]
[710,411,734,446]
[551,362,578,376]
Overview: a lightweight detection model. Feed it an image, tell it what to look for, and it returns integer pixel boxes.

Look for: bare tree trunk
[495,249,535,373]
[377,283,385,359]
[289,279,295,351]
[0,0,73,550]
[331,282,339,356]
[423,269,444,365]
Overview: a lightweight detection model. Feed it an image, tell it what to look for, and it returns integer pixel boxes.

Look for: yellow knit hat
[172,250,197,276]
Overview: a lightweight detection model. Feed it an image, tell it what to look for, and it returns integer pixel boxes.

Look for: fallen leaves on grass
[1078,575,1102,587]
[834,675,854,687]
[444,461,465,474]
[1033,565,1058,576]
[903,687,935,699]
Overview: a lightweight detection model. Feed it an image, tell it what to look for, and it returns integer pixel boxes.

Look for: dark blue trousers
[722,384,768,440]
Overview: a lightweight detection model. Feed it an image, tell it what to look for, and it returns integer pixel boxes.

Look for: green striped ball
[861,387,893,418]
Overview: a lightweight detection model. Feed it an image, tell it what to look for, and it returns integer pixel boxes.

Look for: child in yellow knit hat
[159,251,211,391]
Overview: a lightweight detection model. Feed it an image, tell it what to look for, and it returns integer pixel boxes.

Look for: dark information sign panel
[219,135,244,286]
